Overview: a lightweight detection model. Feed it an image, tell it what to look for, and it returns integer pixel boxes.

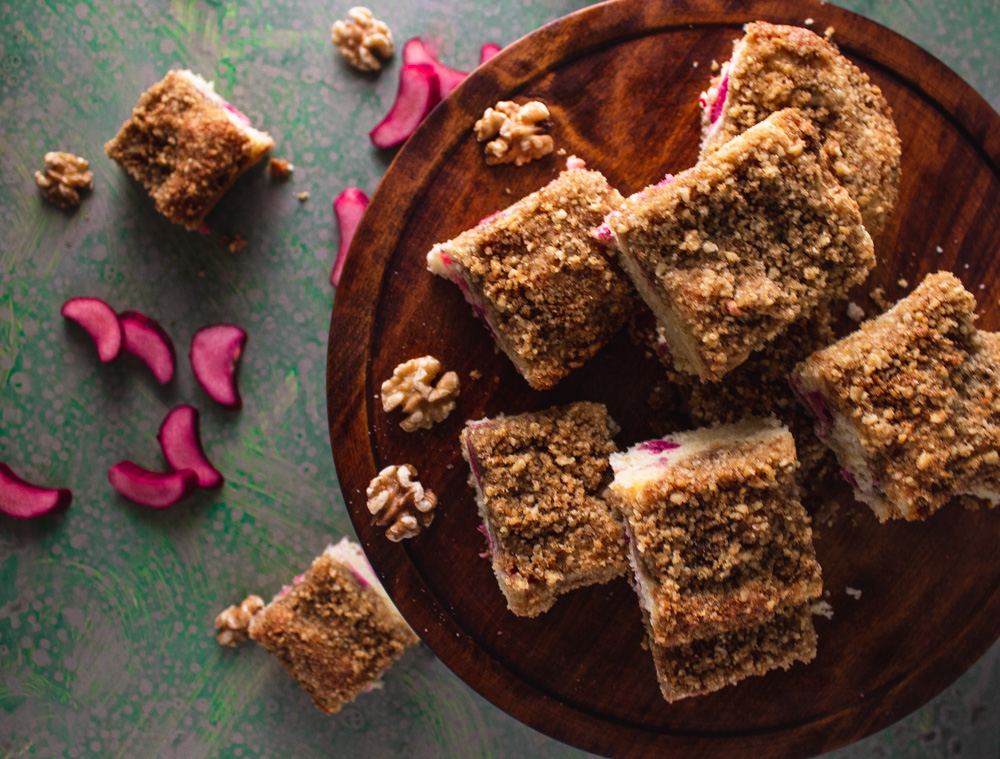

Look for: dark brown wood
[327,1,1000,757]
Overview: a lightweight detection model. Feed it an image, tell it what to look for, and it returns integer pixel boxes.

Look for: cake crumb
[804,18,814,25]
[935,245,944,254]
[897,278,908,289]
[469,369,482,380]
[219,234,247,253]
[268,157,294,178]
[35,151,93,208]
[474,100,554,166]
[811,600,834,619]
[846,301,865,322]
[870,287,888,310]
[298,191,310,202]
[824,26,836,41]
[845,586,862,600]
[331,7,394,71]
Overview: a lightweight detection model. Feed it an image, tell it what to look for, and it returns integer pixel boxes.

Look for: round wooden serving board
[328,1,1000,756]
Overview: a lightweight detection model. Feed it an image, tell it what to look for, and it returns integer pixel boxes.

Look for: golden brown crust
[650,601,817,702]
[793,271,1000,520]
[701,21,901,236]
[613,108,873,381]
[427,169,635,390]
[248,548,418,714]
[611,420,822,647]
[105,70,274,230]
[461,402,627,616]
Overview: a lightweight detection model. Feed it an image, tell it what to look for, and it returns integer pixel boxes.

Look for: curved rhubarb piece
[61,297,123,363]
[479,43,501,65]
[0,462,72,519]
[330,188,370,287]
[108,461,198,508]
[370,63,442,148]
[119,310,176,384]
[157,405,223,488]
[189,324,247,409]
[402,37,468,96]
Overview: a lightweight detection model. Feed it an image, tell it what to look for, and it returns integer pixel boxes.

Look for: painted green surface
[0,0,997,757]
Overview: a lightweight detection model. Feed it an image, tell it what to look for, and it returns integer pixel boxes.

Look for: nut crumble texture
[461,402,627,617]
[474,100,555,166]
[427,168,634,390]
[366,464,437,541]
[35,151,93,208]
[380,355,460,431]
[214,594,264,647]
[700,22,901,236]
[248,539,418,714]
[331,7,394,71]
[268,157,294,178]
[610,108,873,382]
[105,70,274,230]
[609,418,821,701]
[792,271,1000,521]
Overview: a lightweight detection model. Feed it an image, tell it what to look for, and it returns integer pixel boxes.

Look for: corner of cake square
[105,69,274,230]
[460,401,627,616]
[608,416,822,701]
[791,270,1000,521]
[607,107,874,382]
[426,167,634,390]
[248,538,418,714]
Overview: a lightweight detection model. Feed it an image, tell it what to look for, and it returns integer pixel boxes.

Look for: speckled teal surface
[1,1,998,757]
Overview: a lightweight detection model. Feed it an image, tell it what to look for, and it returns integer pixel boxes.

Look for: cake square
[699,22,901,236]
[608,108,874,382]
[650,601,817,703]
[248,538,418,714]
[609,417,822,648]
[427,167,634,390]
[460,401,627,617]
[105,69,274,230]
[792,271,1000,521]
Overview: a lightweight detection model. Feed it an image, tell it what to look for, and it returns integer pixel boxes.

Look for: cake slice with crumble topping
[105,69,274,230]
[608,108,874,382]
[427,166,634,390]
[460,402,627,616]
[247,538,418,714]
[791,271,1000,521]
[699,21,901,236]
[608,417,822,701]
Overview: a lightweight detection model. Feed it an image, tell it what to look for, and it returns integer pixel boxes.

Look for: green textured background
[1,1,998,757]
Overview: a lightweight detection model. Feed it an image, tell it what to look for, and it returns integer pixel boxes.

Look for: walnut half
[474,100,554,166]
[214,594,264,647]
[381,355,460,432]
[331,7,394,71]
[35,151,93,208]
[366,464,437,541]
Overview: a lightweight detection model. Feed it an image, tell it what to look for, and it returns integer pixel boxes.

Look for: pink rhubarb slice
[330,188,370,287]
[369,63,442,148]
[479,43,501,65]
[119,310,176,384]
[401,37,468,96]
[108,461,198,508]
[61,297,123,363]
[0,462,72,518]
[158,405,223,488]
[189,324,247,409]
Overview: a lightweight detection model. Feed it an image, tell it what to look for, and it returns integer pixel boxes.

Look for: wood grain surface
[327,0,1000,756]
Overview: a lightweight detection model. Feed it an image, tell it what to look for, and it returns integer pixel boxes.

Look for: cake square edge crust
[460,401,627,617]
[426,167,634,390]
[105,69,275,230]
[248,538,418,714]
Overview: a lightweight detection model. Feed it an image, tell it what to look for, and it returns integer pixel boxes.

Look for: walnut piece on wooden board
[214,594,264,646]
[381,355,460,432]
[35,151,93,208]
[366,464,437,541]
[474,100,554,166]
[331,7,394,71]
